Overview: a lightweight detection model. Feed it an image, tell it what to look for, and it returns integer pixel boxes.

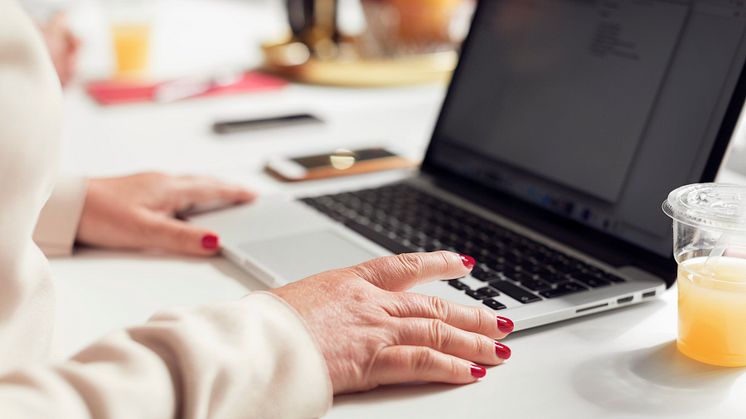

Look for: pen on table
[212,113,324,135]
[154,70,244,103]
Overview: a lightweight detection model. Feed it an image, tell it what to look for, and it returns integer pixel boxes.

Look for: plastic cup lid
[662,183,746,232]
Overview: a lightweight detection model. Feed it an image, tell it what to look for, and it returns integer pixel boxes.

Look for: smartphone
[266,147,416,182]
[213,113,323,135]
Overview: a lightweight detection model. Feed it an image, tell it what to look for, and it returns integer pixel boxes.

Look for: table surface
[52,1,746,418]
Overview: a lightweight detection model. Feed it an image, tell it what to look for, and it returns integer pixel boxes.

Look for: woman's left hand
[76,173,255,256]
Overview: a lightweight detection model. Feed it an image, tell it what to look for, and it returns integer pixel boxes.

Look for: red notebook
[86,71,288,105]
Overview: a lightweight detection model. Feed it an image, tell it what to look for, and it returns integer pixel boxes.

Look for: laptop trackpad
[238,229,380,283]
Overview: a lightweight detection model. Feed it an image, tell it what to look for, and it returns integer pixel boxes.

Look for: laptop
[193,0,746,331]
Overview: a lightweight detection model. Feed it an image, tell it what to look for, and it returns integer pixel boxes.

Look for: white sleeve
[33,177,87,257]
[0,292,333,419]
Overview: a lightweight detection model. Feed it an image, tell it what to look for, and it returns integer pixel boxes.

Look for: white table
[53,1,746,418]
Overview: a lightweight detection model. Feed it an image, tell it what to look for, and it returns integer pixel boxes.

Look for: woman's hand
[273,251,514,394]
[77,173,255,256]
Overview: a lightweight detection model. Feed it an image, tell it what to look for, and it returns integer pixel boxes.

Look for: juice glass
[663,183,746,367]
[105,0,154,77]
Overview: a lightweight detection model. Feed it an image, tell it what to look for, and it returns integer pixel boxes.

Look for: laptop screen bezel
[420,0,746,288]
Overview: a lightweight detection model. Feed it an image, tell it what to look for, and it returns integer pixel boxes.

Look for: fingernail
[201,234,219,250]
[459,254,476,269]
[470,364,487,379]
[497,316,514,334]
[495,342,512,360]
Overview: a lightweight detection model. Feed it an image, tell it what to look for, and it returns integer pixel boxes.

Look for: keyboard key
[448,279,469,291]
[476,286,499,298]
[466,289,489,300]
[489,280,542,304]
[483,298,507,310]
[518,278,552,291]
[540,281,588,298]
[343,219,414,254]
[540,273,569,284]
[471,265,496,282]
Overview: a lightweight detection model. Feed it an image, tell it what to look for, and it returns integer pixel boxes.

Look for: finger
[392,318,510,365]
[386,293,513,339]
[370,346,486,386]
[138,212,221,256]
[352,251,475,292]
[175,177,256,208]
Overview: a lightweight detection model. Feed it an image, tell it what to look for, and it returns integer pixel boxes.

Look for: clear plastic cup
[663,183,746,367]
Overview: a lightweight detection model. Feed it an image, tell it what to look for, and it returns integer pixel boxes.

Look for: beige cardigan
[0,1,332,417]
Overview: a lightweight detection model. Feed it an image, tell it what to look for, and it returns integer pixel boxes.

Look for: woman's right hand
[273,251,514,395]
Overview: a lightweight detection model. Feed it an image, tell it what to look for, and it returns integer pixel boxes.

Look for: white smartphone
[265,148,416,182]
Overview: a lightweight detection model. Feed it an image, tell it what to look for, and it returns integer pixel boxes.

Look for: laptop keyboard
[300,183,625,310]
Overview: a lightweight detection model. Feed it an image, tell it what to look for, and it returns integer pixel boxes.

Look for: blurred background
[21,0,746,179]
[30,0,475,81]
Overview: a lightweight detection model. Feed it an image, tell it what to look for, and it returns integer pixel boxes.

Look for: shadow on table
[333,382,461,408]
[572,341,745,415]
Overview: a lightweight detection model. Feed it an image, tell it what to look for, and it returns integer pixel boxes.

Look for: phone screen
[292,148,398,170]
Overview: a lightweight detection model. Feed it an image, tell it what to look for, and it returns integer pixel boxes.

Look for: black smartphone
[212,113,323,135]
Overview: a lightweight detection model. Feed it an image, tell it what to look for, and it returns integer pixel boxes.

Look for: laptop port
[617,296,634,304]
[576,303,609,313]
[642,291,656,299]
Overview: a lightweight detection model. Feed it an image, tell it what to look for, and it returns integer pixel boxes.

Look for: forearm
[0,292,332,419]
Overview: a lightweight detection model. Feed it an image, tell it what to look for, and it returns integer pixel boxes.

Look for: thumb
[352,251,475,292]
[139,212,221,256]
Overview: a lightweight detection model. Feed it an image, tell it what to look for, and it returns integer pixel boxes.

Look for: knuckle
[448,356,462,376]
[473,335,487,356]
[348,264,373,280]
[473,308,490,333]
[395,253,425,277]
[134,213,159,237]
[412,348,436,373]
[436,251,457,270]
[174,228,194,245]
[428,296,450,321]
[428,319,451,348]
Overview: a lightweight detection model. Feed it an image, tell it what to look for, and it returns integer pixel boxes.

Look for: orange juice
[677,256,746,367]
[112,23,150,76]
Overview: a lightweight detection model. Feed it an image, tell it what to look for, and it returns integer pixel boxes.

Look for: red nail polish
[497,316,514,334]
[470,364,487,379]
[459,254,476,269]
[495,342,512,360]
[201,234,219,250]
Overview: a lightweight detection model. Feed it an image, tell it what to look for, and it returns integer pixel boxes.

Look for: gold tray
[262,41,457,87]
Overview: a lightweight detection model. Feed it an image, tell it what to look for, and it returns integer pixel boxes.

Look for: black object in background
[213,113,323,135]
[287,0,315,38]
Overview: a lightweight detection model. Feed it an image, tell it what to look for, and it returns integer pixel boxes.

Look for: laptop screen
[425,0,746,257]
